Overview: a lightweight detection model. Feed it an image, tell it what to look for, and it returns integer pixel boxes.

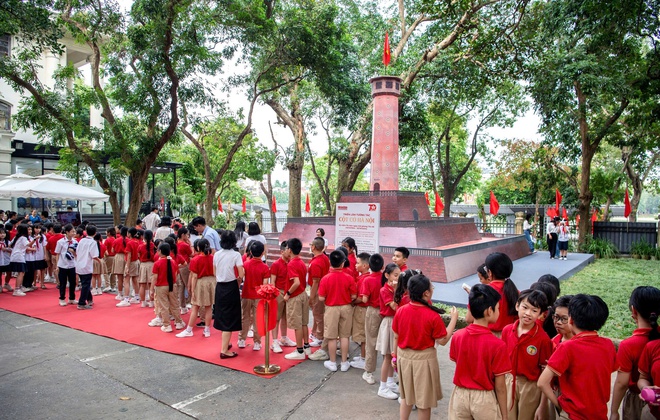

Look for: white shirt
[55,237,77,269]
[547,222,557,235]
[10,236,29,263]
[203,226,221,251]
[155,226,174,241]
[213,249,243,283]
[523,220,533,231]
[33,235,46,261]
[75,236,99,275]
[0,241,11,266]
[143,212,160,232]
[557,224,570,241]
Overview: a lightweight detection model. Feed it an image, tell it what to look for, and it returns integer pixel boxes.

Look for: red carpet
[0,286,304,377]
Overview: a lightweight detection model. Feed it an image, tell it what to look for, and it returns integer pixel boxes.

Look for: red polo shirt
[47,233,64,254]
[270,257,288,290]
[617,327,652,393]
[638,340,660,419]
[359,272,381,308]
[242,258,270,299]
[546,331,617,420]
[379,283,396,317]
[137,242,158,263]
[104,236,116,256]
[355,273,370,307]
[113,237,127,254]
[488,280,518,332]
[286,256,307,297]
[318,268,356,306]
[308,253,330,286]
[189,254,214,278]
[177,241,193,264]
[125,238,139,261]
[501,320,553,381]
[393,303,446,350]
[450,323,511,390]
[346,253,358,279]
[152,257,179,287]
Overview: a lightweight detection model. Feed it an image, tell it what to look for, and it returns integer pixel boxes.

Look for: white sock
[387,377,395,384]
[380,381,388,390]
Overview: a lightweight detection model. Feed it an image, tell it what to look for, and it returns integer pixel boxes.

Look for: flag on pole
[305,193,311,213]
[434,192,444,216]
[383,32,391,67]
[271,195,277,213]
[555,189,562,212]
[424,191,430,206]
[241,196,246,213]
[546,207,558,218]
[489,191,500,215]
[624,189,631,218]
[562,207,568,220]
[217,197,223,213]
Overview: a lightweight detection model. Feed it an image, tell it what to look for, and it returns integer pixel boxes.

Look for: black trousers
[58,267,76,300]
[547,233,558,258]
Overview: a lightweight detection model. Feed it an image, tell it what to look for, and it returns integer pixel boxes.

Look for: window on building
[0,102,10,131]
[0,34,10,57]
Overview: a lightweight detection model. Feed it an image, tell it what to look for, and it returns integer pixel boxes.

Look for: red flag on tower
[424,191,430,206]
[241,196,246,213]
[624,189,631,218]
[555,189,562,212]
[489,191,500,215]
[383,32,391,67]
[271,195,277,213]
[305,193,311,213]
[217,197,223,213]
[434,192,444,216]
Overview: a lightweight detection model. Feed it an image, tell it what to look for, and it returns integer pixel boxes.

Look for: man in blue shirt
[191,216,220,252]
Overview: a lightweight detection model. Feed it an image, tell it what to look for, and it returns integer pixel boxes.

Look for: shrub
[582,236,619,258]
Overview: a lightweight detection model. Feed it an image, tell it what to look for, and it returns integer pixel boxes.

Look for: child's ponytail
[503,278,520,316]
[158,243,174,292]
[144,230,154,259]
[408,274,445,314]
[485,252,518,316]
[629,286,660,342]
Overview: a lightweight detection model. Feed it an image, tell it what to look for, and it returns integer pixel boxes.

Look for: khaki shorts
[323,304,353,339]
[449,386,502,420]
[277,289,286,321]
[127,260,139,277]
[138,261,154,284]
[505,374,542,420]
[351,305,366,343]
[285,292,309,330]
[104,255,115,274]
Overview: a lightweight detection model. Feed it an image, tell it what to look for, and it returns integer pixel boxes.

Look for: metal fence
[259,217,288,233]
[593,222,658,253]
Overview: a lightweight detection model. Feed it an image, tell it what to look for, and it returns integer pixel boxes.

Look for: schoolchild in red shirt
[538,294,617,420]
[449,284,511,420]
[149,243,184,332]
[501,289,553,420]
[103,227,117,292]
[349,252,371,370]
[238,241,270,351]
[637,338,660,419]
[176,227,193,313]
[318,250,357,372]
[176,238,215,338]
[392,246,409,272]
[610,286,660,420]
[283,238,310,360]
[308,237,330,348]
[394,274,458,420]
[269,241,293,352]
[341,237,358,280]
[123,227,141,304]
[375,263,401,400]
[113,227,129,305]
[359,253,385,385]
[47,224,64,285]
[137,230,157,307]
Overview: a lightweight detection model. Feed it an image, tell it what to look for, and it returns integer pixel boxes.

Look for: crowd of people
[1,206,660,420]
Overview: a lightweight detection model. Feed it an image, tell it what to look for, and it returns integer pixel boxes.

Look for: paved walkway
[432,252,594,307]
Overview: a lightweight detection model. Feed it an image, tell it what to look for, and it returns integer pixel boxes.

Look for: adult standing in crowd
[142,207,160,232]
[523,214,536,254]
[546,216,559,260]
[246,222,267,260]
[155,216,174,241]
[213,230,244,358]
[192,217,221,252]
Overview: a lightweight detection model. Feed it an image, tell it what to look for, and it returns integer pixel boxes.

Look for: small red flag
[489,191,499,215]
[424,191,430,205]
[624,189,631,218]
[555,189,562,212]
[217,197,223,213]
[562,207,568,220]
[305,193,311,213]
[576,214,581,225]
[271,195,277,213]
[383,32,391,67]
[434,192,444,216]
[241,196,246,213]
[546,207,557,218]
[591,209,598,222]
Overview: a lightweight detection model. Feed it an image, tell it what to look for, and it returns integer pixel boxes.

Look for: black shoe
[196,321,205,327]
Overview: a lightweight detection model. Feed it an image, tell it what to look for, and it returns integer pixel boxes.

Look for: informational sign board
[335,203,381,255]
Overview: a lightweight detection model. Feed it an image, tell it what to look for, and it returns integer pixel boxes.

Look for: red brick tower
[369,76,401,192]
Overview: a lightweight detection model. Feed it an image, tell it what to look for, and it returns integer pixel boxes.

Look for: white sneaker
[309,338,323,347]
[59,299,67,307]
[389,381,400,393]
[180,307,189,315]
[186,303,192,309]
[68,300,78,305]
[116,300,130,307]
[90,289,97,296]
[13,289,26,296]
[304,346,312,356]
[247,329,254,338]
[271,340,283,353]
[350,359,366,369]
[148,301,154,308]
[129,297,140,304]
[102,287,112,293]
[141,301,147,308]
[323,360,338,371]
[176,329,193,338]
[280,336,297,347]
[161,325,173,333]
[75,286,81,291]
[237,339,246,348]
[253,342,261,351]
[175,322,186,330]
[308,349,329,361]
[378,388,399,400]
[340,361,350,372]
[115,294,123,301]
[362,371,376,385]
[203,328,211,338]
[148,317,163,327]
[284,350,306,360]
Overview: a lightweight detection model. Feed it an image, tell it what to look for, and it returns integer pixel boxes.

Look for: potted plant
[630,240,646,259]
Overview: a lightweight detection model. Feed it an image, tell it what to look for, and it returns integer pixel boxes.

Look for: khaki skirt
[138,261,154,284]
[192,275,215,307]
[398,346,442,409]
[112,252,125,275]
[375,316,395,355]
[127,260,139,277]
[92,259,107,275]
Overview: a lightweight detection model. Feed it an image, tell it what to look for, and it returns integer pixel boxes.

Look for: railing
[260,217,288,233]
[593,222,658,253]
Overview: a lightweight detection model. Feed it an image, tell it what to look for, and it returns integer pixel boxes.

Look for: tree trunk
[603,196,613,222]
[125,171,149,227]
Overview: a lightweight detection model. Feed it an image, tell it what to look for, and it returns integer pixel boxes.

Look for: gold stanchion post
[254,300,280,375]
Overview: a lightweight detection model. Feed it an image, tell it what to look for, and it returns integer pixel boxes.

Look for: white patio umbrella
[0,173,109,201]
[0,173,35,189]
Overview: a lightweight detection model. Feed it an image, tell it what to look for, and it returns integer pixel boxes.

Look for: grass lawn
[437,258,660,340]
[560,258,660,340]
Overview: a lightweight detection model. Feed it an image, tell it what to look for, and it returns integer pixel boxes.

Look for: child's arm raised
[436,306,459,347]
[494,374,508,420]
